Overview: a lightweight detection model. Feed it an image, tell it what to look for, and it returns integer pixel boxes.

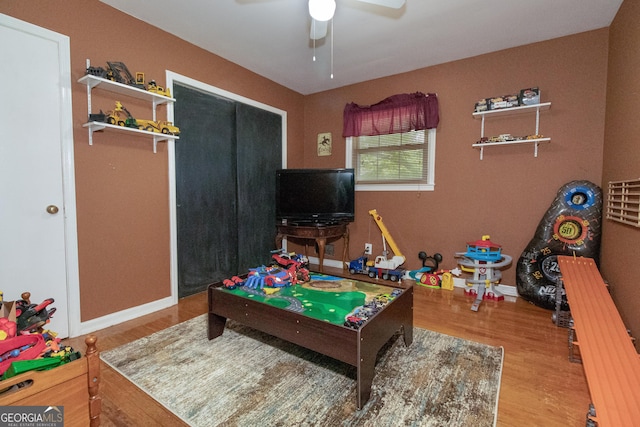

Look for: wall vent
[607,179,640,228]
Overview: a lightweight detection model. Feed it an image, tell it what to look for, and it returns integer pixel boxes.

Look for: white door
[0,14,79,338]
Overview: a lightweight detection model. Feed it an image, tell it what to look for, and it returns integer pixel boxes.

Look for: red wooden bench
[558,255,640,427]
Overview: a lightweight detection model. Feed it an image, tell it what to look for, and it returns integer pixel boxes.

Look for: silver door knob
[46,205,59,214]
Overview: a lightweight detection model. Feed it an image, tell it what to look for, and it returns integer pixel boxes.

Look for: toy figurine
[407,251,443,287]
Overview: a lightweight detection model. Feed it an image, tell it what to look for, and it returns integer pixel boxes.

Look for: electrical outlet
[364,243,373,255]
[325,244,334,256]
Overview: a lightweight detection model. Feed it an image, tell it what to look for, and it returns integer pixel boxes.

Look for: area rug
[101,315,503,426]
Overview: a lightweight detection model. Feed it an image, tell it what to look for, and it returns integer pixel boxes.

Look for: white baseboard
[74,263,519,338]
[310,256,345,270]
[451,277,519,297]
[314,257,520,298]
[73,295,175,337]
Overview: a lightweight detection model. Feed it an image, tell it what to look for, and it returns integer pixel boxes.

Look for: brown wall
[5,1,633,332]
[0,0,305,321]
[601,0,640,338]
[302,30,609,290]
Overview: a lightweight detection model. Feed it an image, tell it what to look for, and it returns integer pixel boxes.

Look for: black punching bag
[516,180,602,310]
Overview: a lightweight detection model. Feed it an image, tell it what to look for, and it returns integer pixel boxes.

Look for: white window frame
[345,128,436,192]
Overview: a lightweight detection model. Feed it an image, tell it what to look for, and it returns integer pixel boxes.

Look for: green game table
[208,272,413,409]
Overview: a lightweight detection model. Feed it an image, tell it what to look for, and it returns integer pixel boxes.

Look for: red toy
[16,297,56,333]
[0,334,46,376]
[0,318,16,340]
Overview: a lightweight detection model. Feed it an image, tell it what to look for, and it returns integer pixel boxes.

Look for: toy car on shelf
[88,110,106,123]
[85,61,145,89]
[147,80,171,97]
[474,99,489,112]
[104,101,138,128]
[487,134,518,143]
[86,66,108,79]
[135,119,180,136]
[520,87,540,105]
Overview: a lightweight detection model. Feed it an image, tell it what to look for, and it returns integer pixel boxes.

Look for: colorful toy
[0,318,16,340]
[86,61,144,89]
[440,271,455,291]
[134,119,180,136]
[347,209,406,281]
[97,101,179,135]
[18,303,56,333]
[2,357,62,380]
[15,295,56,333]
[221,251,311,291]
[271,250,309,270]
[344,315,365,328]
[2,342,80,380]
[0,334,46,376]
[106,61,145,89]
[270,251,310,285]
[407,251,443,287]
[146,80,172,97]
[243,266,289,289]
[104,101,138,128]
[368,209,406,278]
[343,289,402,329]
[223,276,244,290]
[455,235,512,311]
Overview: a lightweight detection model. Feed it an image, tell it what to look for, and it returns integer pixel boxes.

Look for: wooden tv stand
[275,223,349,272]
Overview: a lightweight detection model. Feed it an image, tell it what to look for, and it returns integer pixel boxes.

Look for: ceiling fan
[309,0,406,40]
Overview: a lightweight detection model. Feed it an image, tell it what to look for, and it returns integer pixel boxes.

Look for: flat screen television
[276,168,355,225]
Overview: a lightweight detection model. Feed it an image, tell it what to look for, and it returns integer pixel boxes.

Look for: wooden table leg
[342,227,350,269]
[356,355,375,410]
[208,312,227,339]
[316,237,326,272]
[402,323,413,347]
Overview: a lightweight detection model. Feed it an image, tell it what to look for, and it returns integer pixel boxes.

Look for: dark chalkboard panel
[236,102,282,272]
[174,84,281,297]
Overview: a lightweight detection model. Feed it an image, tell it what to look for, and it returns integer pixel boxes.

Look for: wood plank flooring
[62,267,592,426]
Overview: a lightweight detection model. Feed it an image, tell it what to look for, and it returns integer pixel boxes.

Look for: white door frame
[0,13,80,337]
[165,71,287,301]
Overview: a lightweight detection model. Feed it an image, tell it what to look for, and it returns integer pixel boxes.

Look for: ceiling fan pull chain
[330,19,334,79]
[312,20,317,61]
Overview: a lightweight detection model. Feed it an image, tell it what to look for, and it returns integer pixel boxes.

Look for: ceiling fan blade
[310,19,328,40]
[356,0,405,8]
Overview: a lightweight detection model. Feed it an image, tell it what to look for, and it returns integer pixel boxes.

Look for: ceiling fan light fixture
[309,0,336,22]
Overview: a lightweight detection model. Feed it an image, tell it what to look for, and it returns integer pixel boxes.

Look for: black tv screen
[276,168,355,225]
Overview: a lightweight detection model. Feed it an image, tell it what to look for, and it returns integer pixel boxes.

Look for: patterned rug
[101,315,503,426]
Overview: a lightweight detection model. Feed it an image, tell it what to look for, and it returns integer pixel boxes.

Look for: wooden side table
[275,223,349,272]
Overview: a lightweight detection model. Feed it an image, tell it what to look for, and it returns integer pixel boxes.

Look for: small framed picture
[317,132,332,156]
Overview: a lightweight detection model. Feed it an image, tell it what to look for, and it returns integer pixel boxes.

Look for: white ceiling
[101,0,623,95]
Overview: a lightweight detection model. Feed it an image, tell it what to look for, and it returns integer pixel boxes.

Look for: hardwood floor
[62,267,591,426]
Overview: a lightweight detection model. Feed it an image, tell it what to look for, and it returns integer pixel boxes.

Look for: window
[343,92,438,192]
[346,129,436,191]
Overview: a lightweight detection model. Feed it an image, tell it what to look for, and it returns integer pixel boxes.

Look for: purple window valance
[342,92,439,138]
